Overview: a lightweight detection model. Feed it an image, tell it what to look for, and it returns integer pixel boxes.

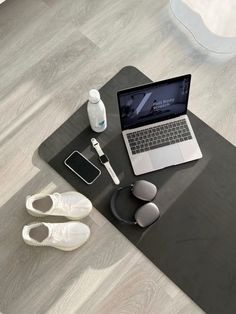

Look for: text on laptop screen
[118,75,191,130]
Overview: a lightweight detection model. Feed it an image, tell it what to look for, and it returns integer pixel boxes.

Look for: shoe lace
[51,224,70,244]
[53,193,70,212]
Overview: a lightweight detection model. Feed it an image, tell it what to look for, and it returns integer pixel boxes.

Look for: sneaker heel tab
[22,225,30,239]
[25,195,32,207]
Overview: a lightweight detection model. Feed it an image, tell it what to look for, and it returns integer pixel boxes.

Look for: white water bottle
[87,89,107,132]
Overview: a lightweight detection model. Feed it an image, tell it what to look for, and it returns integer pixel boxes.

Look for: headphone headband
[110,185,137,225]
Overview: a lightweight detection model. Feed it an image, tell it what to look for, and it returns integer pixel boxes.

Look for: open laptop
[117,74,202,175]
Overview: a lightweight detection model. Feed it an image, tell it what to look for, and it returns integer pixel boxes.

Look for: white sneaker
[26,191,92,220]
[22,221,90,251]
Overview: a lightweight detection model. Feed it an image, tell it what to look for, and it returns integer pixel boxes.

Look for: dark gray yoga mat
[39,66,236,314]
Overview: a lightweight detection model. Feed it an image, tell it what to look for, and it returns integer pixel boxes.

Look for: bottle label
[99,120,105,126]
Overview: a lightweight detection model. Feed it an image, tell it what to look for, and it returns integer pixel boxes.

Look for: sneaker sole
[23,234,90,251]
[27,210,91,221]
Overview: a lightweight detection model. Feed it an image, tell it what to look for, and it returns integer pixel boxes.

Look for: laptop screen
[117,74,191,130]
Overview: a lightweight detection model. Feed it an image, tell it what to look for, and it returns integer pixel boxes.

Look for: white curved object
[170,0,236,54]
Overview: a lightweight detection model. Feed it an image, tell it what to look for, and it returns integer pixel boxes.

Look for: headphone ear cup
[132,180,157,201]
[135,202,160,228]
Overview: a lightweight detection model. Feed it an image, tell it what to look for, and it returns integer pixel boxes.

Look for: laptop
[117,74,202,175]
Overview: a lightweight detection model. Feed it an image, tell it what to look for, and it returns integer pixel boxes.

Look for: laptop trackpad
[149,144,183,169]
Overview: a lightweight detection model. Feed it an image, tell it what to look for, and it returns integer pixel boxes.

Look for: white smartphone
[64,151,101,184]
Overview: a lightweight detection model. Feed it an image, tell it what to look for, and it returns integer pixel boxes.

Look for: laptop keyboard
[127,119,192,155]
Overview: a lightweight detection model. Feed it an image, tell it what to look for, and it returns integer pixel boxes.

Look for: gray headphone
[110,180,160,228]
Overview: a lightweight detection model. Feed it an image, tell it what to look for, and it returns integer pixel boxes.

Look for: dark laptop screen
[117,74,191,130]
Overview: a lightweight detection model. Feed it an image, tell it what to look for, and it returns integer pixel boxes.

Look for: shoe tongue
[50,193,70,215]
[46,194,59,213]
[41,223,52,241]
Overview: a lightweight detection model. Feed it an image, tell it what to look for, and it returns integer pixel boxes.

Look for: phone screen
[64,151,101,184]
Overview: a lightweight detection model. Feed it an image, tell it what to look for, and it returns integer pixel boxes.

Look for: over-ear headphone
[110,180,160,228]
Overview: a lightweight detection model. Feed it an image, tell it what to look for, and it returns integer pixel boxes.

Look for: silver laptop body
[117,74,202,176]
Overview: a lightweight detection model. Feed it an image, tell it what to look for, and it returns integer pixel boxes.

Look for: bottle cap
[89,89,100,103]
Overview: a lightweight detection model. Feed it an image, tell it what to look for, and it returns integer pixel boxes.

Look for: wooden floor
[0,0,235,313]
